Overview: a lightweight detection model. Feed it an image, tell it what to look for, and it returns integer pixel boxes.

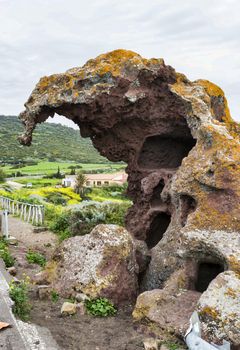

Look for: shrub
[26,250,46,267]
[84,298,117,317]
[9,277,31,320]
[49,210,70,234]
[48,202,130,240]
[46,193,67,206]
[0,167,6,183]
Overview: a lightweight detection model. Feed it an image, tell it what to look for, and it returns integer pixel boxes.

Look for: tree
[70,168,76,175]
[74,172,87,195]
[0,168,6,183]
[53,166,64,179]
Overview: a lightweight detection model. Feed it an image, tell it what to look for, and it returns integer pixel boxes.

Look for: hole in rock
[150,179,165,207]
[180,195,197,226]
[195,262,224,293]
[146,212,171,249]
[138,134,196,170]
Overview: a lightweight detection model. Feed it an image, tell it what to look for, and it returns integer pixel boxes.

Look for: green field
[4,161,125,177]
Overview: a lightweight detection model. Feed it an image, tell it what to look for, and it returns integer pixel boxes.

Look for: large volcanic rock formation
[19,50,240,344]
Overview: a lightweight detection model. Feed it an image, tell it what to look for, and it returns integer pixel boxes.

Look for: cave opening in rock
[180,194,197,226]
[195,262,224,293]
[150,179,165,207]
[137,134,196,170]
[146,212,171,249]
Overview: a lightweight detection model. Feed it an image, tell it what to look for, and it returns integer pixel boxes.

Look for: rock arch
[19,49,240,292]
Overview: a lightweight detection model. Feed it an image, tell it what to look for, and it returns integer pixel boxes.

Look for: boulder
[45,224,138,305]
[197,271,240,346]
[133,270,200,338]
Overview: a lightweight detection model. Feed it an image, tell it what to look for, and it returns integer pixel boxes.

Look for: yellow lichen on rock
[197,79,232,123]
[81,49,164,77]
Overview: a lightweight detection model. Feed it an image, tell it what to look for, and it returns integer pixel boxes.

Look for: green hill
[0,115,110,164]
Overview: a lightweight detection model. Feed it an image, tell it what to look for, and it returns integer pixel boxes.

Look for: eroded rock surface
[198,271,240,345]
[19,49,240,343]
[43,224,138,305]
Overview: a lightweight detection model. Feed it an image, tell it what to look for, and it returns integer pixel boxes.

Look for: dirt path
[7,216,57,282]
[8,216,57,250]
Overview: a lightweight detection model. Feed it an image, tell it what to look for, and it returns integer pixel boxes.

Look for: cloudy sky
[0,0,239,128]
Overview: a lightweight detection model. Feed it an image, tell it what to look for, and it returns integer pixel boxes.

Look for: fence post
[2,210,9,239]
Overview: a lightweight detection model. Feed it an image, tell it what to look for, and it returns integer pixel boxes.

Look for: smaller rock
[143,338,160,350]
[33,227,48,233]
[7,266,17,276]
[133,239,151,273]
[159,346,169,350]
[7,236,17,245]
[38,285,51,300]
[12,277,20,284]
[75,293,89,302]
[61,302,77,316]
[76,302,86,315]
[32,271,49,285]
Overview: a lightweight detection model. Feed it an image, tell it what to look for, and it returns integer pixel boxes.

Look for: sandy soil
[30,299,145,350]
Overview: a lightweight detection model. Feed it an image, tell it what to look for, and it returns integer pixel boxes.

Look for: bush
[26,250,46,267]
[0,168,6,183]
[49,210,70,234]
[46,193,67,206]
[9,277,31,320]
[48,202,130,240]
[84,298,117,317]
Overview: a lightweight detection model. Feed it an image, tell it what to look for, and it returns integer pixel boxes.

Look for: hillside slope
[0,115,109,163]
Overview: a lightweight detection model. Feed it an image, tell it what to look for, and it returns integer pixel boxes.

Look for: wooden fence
[0,196,44,225]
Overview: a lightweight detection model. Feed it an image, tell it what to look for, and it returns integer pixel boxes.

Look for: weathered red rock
[19,49,240,342]
[43,224,138,305]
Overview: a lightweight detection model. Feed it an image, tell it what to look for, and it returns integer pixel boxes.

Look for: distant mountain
[0,115,110,163]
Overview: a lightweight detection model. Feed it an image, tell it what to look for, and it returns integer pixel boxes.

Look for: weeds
[0,239,15,267]
[84,297,117,317]
[51,290,59,303]
[26,250,46,267]
[9,277,31,320]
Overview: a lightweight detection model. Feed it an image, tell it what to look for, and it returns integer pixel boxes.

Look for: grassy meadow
[4,161,125,177]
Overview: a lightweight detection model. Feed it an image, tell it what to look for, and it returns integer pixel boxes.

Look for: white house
[62,172,128,188]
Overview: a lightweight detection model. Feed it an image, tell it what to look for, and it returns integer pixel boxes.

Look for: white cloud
[0,0,239,126]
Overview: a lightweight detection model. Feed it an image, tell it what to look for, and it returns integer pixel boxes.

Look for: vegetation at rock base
[9,277,31,321]
[84,297,117,317]
[26,250,46,267]
[0,239,15,267]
